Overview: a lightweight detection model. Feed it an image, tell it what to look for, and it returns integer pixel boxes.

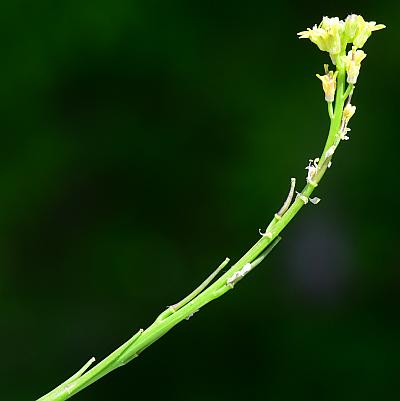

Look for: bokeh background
[1,1,399,400]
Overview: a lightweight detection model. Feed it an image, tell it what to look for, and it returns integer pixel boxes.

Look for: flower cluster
[299,15,385,102]
[298,14,385,62]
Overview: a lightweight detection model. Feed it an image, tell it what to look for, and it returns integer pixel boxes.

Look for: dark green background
[2,1,398,400]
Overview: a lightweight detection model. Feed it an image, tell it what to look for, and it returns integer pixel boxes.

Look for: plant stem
[37,55,348,401]
[170,257,230,311]
[321,57,346,165]
[328,102,334,119]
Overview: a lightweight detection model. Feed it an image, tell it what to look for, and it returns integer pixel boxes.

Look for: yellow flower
[298,15,385,57]
[298,17,344,59]
[320,17,344,55]
[316,65,338,102]
[297,25,329,51]
[352,16,386,48]
[342,46,367,84]
[344,14,359,42]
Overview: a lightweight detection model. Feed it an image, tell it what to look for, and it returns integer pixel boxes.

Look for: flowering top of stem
[298,14,385,63]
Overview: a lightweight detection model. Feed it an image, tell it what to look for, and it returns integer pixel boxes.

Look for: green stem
[36,54,349,401]
[320,57,346,165]
[344,83,354,100]
[170,257,230,312]
[328,102,334,119]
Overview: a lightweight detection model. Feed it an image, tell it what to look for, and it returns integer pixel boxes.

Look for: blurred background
[1,1,399,400]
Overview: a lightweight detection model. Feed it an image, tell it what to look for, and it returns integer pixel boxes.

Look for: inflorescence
[260,14,385,236]
[298,14,385,184]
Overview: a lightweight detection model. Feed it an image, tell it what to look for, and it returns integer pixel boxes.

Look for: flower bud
[342,46,367,84]
[316,65,338,102]
[343,103,356,124]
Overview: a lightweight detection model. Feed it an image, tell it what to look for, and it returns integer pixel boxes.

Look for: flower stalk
[36,14,385,401]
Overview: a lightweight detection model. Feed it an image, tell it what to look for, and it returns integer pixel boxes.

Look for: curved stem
[36,52,350,401]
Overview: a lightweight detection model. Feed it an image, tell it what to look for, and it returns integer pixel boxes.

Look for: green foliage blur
[1,1,398,400]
